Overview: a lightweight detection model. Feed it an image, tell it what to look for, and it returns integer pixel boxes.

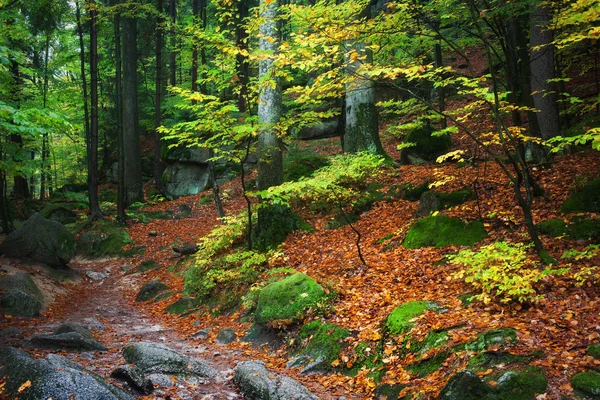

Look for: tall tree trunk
[343,40,387,156]
[75,0,90,176]
[256,0,283,191]
[235,0,250,112]
[114,0,126,222]
[40,32,50,201]
[154,0,165,191]
[191,0,198,93]
[530,4,560,140]
[122,14,144,205]
[10,60,30,199]
[169,0,176,87]
[87,0,102,218]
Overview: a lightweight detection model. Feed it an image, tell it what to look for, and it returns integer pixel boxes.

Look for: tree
[87,0,102,218]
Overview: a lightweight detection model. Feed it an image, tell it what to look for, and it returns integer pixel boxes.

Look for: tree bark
[88,0,102,218]
[530,4,560,140]
[154,0,165,191]
[256,0,283,191]
[169,0,176,87]
[122,13,144,205]
[114,0,126,222]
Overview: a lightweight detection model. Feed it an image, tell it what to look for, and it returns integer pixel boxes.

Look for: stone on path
[28,322,107,351]
[111,365,154,395]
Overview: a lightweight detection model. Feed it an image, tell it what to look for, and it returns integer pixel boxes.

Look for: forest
[0,0,599,398]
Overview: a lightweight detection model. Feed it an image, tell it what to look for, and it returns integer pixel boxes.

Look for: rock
[123,341,216,378]
[137,259,160,273]
[85,270,107,281]
[0,327,23,337]
[571,371,600,398]
[136,281,169,302]
[0,272,44,301]
[81,317,105,331]
[438,370,493,400]
[374,383,408,400]
[402,214,487,249]
[255,273,325,326]
[0,289,42,317]
[386,301,439,336]
[76,220,134,258]
[589,344,600,359]
[46,353,84,370]
[242,323,286,350]
[0,346,134,400]
[216,328,237,345]
[111,365,154,395]
[289,321,349,373]
[165,297,196,314]
[121,264,134,272]
[400,125,452,164]
[233,360,319,400]
[39,203,77,225]
[164,146,211,163]
[0,213,76,267]
[163,162,210,198]
[148,230,158,236]
[495,369,547,400]
[416,191,440,217]
[28,324,107,351]
[562,177,600,213]
[191,329,210,339]
[172,243,199,255]
[294,120,340,140]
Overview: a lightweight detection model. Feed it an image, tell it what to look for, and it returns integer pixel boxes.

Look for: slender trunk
[10,60,30,198]
[154,0,165,191]
[433,42,446,129]
[235,0,249,112]
[208,159,225,220]
[191,0,198,94]
[40,33,50,201]
[88,0,102,218]
[0,140,12,233]
[169,0,176,87]
[122,14,144,205]
[75,0,91,175]
[114,1,126,222]
[241,139,253,250]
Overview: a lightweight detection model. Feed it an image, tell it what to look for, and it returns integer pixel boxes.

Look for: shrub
[449,242,562,304]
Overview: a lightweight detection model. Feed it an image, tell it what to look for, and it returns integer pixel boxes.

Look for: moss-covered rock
[402,181,430,201]
[416,189,473,217]
[439,370,493,400]
[0,273,44,302]
[385,301,439,336]
[572,371,600,399]
[77,220,134,257]
[253,204,310,251]
[164,297,196,315]
[136,281,169,302]
[0,290,42,317]
[39,203,78,225]
[290,321,350,372]
[495,368,547,400]
[462,328,517,352]
[562,177,600,214]
[402,215,486,249]
[284,152,330,182]
[255,273,325,326]
[407,351,451,377]
[537,217,600,241]
[467,351,527,371]
[374,383,410,400]
[137,260,160,273]
[588,344,600,359]
[400,126,452,164]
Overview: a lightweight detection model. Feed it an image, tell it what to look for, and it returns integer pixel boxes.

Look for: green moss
[402,215,487,249]
[165,297,196,315]
[295,321,350,369]
[401,126,452,162]
[495,368,547,400]
[284,152,330,182]
[414,330,449,354]
[374,384,410,400]
[462,328,517,352]
[39,203,77,224]
[198,195,213,205]
[589,344,600,359]
[137,260,160,273]
[345,342,385,381]
[255,273,325,325]
[402,181,430,201]
[406,351,451,377]
[562,177,600,213]
[98,187,117,203]
[76,220,134,257]
[572,371,600,398]
[437,189,473,209]
[537,217,600,241]
[467,351,527,371]
[386,301,438,336]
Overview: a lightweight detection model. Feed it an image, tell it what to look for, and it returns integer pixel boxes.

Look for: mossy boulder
[401,181,430,201]
[416,189,473,217]
[0,290,42,317]
[137,260,160,273]
[253,204,310,252]
[255,273,325,326]
[400,126,452,164]
[165,297,196,315]
[385,301,439,336]
[289,321,350,372]
[402,214,486,249]
[462,328,517,352]
[77,220,134,257]
[562,177,600,213]
[0,213,76,267]
[572,371,600,398]
[0,273,44,302]
[536,217,600,241]
[588,344,600,359]
[439,370,493,400]
[407,351,451,377]
[495,368,547,400]
[40,203,78,225]
[136,281,169,302]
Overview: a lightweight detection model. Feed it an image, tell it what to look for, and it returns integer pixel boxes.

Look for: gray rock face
[136,281,169,302]
[86,271,108,281]
[0,272,44,301]
[294,120,340,140]
[0,347,134,400]
[0,213,76,267]
[123,341,216,378]
[233,360,319,400]
[111,365,154,395]
[28,323,106,351]
[416,190,440,217]
[163,162,210,198]
[216,328,237,345]
[0,289,42,317]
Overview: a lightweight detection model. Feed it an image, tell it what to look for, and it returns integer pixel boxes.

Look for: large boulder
[400,126,452,164]
[438,370,493,400]
[136,281,169,302]
[294,120,340,140]
[123,341,216,378]
[111,365,154,395]
[164,146,211,163]
[233,360,319,400]
[288,321,349,373]
[255,273,325,326]
[571,371,600,399]
[39,203,77,225]
[162,162,210,198]
[0,213,76,267]
[0,289,41,317]
[27,322,107,351]
[0,273,44,301]
[562,177,600,213]
[402,214,486,249]
[0,347,134,400]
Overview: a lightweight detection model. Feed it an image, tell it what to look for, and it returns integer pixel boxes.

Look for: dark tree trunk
[114,0,126,222]
[9,60,30,199]
[169,0,176,87]
[88,0,102,218]
[40,33,50,202]
[154,0,165,191]
[122,14,144,205]
[191,0,198,93]
[75,0,90,179]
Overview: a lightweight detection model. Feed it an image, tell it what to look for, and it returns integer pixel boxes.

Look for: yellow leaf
[18,380,31,393]
[331,359,340,367]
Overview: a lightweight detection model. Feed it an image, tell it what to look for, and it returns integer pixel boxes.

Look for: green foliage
[402,215,487,249]
[449,242,564,304]
[76,219,134,257]
[253,204,310,252]
[255,273,326,326]
[400,125,452,162]
[537,218,600,241]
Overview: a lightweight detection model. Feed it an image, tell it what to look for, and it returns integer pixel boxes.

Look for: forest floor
[2,137,600,399]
